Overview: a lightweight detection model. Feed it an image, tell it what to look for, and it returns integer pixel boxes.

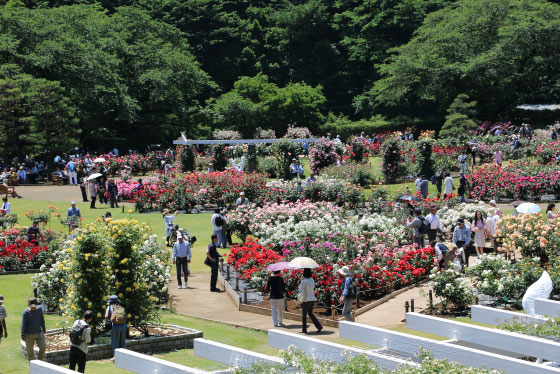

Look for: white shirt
[211,213,223,230]
[298,278,317,302]
[443,176,454,194]
[2,201,10,215]
[426,213,442,230]
[487,214,500,237]
[415,178,422,191]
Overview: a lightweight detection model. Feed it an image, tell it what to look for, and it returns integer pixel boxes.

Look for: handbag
[204,257,211,267]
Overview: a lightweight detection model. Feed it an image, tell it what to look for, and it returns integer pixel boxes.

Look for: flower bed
[466,162,560,200]
[227,238,435,308]
[0,226,58,272]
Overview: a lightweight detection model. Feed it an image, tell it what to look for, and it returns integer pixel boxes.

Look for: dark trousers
[226,229,233,246]
[69,346,86,373]
[428,229,438,243]
[301,301,322,333]
[90,196,96,208]
[110,194,119,208]
[80,186,88,202]
[176,257,189,286]
[413,235,425,249]
[210,264,218,290]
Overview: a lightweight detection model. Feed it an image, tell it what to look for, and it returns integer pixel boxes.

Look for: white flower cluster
[438,201,491,233]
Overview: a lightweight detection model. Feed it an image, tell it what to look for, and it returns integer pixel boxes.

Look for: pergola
[173,135,321,171]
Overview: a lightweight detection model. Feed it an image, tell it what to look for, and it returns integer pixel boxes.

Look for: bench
[0,184,18,198]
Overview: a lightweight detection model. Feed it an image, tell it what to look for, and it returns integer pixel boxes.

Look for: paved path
[169,272,338,336]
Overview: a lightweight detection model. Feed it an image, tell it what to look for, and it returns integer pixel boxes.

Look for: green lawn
[7,199,222,274]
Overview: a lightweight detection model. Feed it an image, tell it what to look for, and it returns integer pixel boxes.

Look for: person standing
[458,153,468,174]
[298,268,322,334]
[414,174,422,192]
[407,209,425,248]
[419,175,429,199]
[443,173,454,199]
[69,310,93,373]
[266,270,285,327]
[488,200,503,217]
[493,149,503,166]
[107,179,119,208]
[235,192,249,207]
[80,176,89,202]
[88,178,97,209]
[0,295,7,345]
[426,206,442,243]
[105,295,126,361]
[67,159,78,185]
[211,209,224,248]
[338,266,355,322]
[222,209,232,247]
[452,219,471,264]
[21,298,46,361]
[163,209,177,246]
[458,173,467,203]
[207,234,222,292]
[172,234,192,289]
[471,211,487,258]
[1,197,10,215]
[547,203,560,221]
[486,208,500,254]
[433,170,443,197]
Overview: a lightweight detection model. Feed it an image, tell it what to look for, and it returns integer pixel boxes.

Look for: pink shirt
[547,210,557,221]
[471,220,487,231]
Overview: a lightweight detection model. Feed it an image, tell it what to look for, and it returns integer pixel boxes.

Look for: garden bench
[51,173,63,185]
[0,184,18,198]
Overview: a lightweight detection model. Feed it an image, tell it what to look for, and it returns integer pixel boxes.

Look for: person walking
[486,208,500,254]
[107,179,119,208]
[0,295,7,345]
[493,149,503,166]
[458,173,467,203]
[80,176,89,202]
[433,170,443,197]
[414,174,422,193]
[407,209,426,248]
[298,268,322,334]
[88,178,97,209]
[471,211,487,258]
[163,209,177,246]
[443,173,454,199]
[21,298,46,361]
[105,295,126,361]
[206,234,222,292]
[172,234,192,289]
[458,152,468,174]
[266,270,285,327]
[211,209,224,248]
[426,205,442,243]
[338,266,355,322]
[69,310,93,373]
[1,197,10,215]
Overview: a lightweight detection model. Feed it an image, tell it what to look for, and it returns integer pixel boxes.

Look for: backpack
[69,322,88,345]
[110,304,126,325]
[418,216,430,235]
[214,215,223,227]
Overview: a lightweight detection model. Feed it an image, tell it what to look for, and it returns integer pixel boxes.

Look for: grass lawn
[6,199,228,274]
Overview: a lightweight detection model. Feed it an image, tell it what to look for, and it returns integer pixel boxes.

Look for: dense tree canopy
[0,0,559,154]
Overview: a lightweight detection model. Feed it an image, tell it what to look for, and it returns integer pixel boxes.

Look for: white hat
[177,234,183,239]
[489,200,497,205]
[240,192,245,196]
[338,266,351,276]
[71,201,76,205]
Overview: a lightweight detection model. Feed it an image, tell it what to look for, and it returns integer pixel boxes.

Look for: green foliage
[321,162,374,187]
[440,94,478,138]
[321,116,395,142]
[211,144,228,171]
[205,74,326,137]
[64,224,108,330]
[177,145,196,172]
[499,317,560,340]
[0,64,79,166]
[416,139,435,178]
[380,137,404,184]
[429,268,474,311]
[272,139,301,180]
[256,156,279,178]
[0,5,214,151]
[372,0,560,128]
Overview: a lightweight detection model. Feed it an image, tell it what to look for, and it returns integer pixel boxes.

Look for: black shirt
[266,275,285,299]
[27,226,40,241]
[207,242,220,266]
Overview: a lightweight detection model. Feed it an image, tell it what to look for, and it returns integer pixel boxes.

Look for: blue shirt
[342,276,354,297]
[452,225,471,246]
[67,207,81,218]
[172,240,192,260]
[21,307,46,337]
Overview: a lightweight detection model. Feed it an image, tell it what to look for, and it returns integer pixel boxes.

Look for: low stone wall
[21,324,203,365]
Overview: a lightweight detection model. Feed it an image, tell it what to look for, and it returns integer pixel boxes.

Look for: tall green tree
[0,64,78,168]
[370,0,560,127]
[440,94,477,138]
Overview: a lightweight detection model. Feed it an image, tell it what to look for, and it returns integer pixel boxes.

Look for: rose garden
[0,124,560,374]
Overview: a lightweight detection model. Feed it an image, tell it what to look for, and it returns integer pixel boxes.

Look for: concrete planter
[21,324,203,365]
